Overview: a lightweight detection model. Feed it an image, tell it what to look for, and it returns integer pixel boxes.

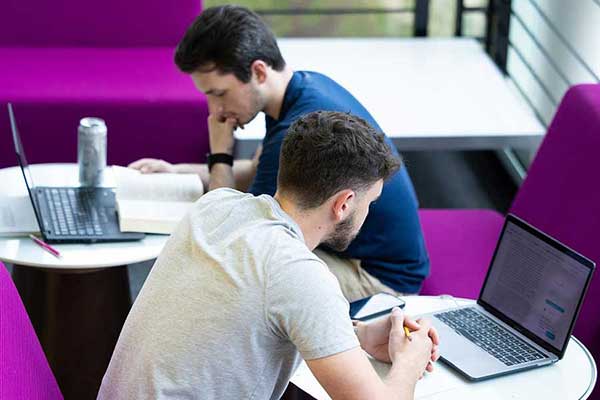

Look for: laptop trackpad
[432,317,507,380]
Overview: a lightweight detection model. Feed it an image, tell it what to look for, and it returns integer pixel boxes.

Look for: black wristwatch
[207,152,234,172]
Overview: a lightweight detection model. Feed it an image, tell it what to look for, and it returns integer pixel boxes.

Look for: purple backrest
[0,0,202,47]
[510,84,600,378]
[0,263,63,399]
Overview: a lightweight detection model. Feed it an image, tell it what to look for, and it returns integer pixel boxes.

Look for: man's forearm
[306,347,420,400]
[174,163,210,188]
[174,160,257,192]
[382,362,419,400]
[231,159,257,192]
[208,164,236,191]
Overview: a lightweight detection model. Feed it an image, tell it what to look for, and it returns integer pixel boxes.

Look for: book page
[112,166,204,202]
[0,195,40,235]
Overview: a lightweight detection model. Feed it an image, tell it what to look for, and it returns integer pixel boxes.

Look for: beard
[238,84,265,127]
[323,211,360,252]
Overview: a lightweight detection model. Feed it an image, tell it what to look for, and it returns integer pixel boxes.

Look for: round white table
[0,164,170,399]
[289,296,597,400]
[0,163,167,268]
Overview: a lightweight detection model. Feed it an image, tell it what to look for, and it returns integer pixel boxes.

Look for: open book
[113,166,204,234]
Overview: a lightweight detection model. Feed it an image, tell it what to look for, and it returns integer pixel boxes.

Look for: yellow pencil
[404,326,412,341]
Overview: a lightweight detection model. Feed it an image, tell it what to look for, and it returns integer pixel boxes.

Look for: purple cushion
[0,48,209,167]
[510,84,600,390]
[0,263,62,399]
[0,48,201,102]
[419,209,504,298]
[0,0,201,47]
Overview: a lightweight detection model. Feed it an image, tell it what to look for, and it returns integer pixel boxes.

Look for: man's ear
[250,60,269,84]
[330,189,355,222]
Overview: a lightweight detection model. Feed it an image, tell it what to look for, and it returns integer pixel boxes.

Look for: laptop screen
[8,103,43,229]
[479,215,594,355]
[9,104,36,191]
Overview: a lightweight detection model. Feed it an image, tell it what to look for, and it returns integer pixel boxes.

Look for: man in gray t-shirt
[99,112,439,400]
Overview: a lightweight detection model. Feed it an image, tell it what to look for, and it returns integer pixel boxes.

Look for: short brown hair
[278,111,401,209]
[174,5,285,82]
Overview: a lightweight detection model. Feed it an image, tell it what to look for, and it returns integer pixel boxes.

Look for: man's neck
[263,66,294,120]
[273,192,328,251]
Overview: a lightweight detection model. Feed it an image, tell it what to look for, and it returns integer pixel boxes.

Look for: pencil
[404,326,412,341]
[28,234,61,258]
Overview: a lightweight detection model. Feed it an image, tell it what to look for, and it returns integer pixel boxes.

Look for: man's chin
[240,111,263,128]
[322,240,351,253]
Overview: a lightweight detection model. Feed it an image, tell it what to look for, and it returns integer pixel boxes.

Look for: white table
[0,163,169,399]
[234,38,545,157]
[290,296,596,400]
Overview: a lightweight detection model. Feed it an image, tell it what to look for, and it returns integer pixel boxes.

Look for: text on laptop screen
[480,220,590,349]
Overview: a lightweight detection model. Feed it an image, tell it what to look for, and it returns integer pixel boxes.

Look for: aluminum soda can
[78,117,107,187]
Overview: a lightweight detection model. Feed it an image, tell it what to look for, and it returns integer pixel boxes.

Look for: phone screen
[349,292,406,321]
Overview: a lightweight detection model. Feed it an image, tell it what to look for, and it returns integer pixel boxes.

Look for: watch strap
[207,153,234,171]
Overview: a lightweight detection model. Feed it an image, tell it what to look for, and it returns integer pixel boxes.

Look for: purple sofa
[0,0,208,169]
[420,84,600,397]
[419,208,504,299]
[0,262,63,399]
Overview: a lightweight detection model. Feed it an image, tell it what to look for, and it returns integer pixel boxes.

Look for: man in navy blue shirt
[130,5,430,297]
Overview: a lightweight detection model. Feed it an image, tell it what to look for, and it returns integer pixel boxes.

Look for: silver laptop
[422,214,595,381]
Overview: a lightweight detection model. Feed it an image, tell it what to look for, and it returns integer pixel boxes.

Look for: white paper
[0,195,39,235]
[370,358,463,398]
[292,358,462,400]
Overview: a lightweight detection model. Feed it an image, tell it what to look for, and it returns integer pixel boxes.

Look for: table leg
[12,265,131,400]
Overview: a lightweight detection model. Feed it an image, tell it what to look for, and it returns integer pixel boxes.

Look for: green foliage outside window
[203,0,487,38]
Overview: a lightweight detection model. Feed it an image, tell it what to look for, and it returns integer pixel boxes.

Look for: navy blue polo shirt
[248,71,429,293]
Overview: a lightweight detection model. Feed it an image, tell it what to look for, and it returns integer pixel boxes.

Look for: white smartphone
[349,292,406,321]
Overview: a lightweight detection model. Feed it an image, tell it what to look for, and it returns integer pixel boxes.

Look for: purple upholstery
[0,0,209,169]
[510,84,600,395]
[0,48,208,167]
[419,209,504,298]
[0,263,62,399]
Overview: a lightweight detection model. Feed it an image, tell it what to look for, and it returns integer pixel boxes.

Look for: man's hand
[208,114,237,155]
[355,308,440,372]
[388,310,438,379]
[128,158,176,174]
[307,309,440,399]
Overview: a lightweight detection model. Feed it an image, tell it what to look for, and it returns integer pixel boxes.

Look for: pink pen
[28,234,61,258]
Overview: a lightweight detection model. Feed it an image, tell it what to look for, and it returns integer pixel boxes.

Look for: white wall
[507,0,600,126]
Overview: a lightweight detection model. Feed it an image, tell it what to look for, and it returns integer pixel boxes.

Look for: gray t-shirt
[98,188,359,399]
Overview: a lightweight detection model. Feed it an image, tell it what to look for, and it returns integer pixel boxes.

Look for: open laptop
[423,214,595,381]
[8,103,145,243]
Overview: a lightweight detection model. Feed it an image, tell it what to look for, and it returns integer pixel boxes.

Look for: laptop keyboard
[44,188,107,236]
[435,308,547,366]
